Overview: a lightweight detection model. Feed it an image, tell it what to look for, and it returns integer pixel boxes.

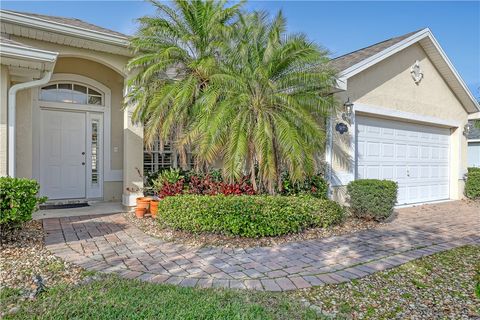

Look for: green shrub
[281,173,328,199]
[0,177,46,227]
[347,179,398,221]
[465,169,480,199]
[157,195,345,237]
[467,167,480,173]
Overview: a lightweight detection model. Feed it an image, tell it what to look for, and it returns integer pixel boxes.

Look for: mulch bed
[0,221,85,296]
[123,213,381,248]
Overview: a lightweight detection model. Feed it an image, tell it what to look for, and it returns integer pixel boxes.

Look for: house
[1,10,478,208]
[328,29,479,205]
[0,10,143,207]
[467,113,480,167]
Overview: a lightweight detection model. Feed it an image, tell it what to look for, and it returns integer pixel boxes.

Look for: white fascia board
[338,28,480,113]
[424,30,480,113]
[0,10,129,48]
[468,113,480,120]
[354,103,462,128]
[338,28,431,79]
[468,139,480,143]
[1,42,58,63]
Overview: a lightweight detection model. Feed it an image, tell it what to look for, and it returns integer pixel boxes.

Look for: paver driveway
[43,201,479,291]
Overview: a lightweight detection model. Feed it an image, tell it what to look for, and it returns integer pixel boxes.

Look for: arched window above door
[40,82,104,106]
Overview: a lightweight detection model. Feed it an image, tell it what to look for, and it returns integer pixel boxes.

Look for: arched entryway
[34,74,110,200]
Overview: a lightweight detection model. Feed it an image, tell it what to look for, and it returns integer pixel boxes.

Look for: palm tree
[126,0,242,168]
[187,11,337,193]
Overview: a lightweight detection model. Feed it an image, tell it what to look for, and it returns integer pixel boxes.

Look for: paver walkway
[43,201,479,291]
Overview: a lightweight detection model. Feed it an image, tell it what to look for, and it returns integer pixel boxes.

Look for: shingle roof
[5,10,128,38]
[330,29,423,72]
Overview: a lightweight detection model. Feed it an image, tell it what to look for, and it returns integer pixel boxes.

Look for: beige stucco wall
[0,65,8,176]
[9,40,135,202]
[15,88,33,179]
[333,43,470,202]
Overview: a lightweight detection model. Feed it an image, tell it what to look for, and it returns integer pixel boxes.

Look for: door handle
[81,152,85,155]
[82,162,85,166]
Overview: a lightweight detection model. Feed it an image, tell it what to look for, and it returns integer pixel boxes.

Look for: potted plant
[150,198,160,218]
[135,207,146,219]
[136,196,152,213]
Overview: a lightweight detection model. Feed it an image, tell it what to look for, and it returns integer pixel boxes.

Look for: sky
[1,1,479,96]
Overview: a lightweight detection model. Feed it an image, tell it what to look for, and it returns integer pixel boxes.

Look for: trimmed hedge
[465,168,480,199]
[347,179,398,221]
[157,195,345,237]
[0,177,46,227]
[467,167,480,173]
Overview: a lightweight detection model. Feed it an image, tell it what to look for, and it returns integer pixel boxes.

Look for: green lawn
[1,246,478,319]
[0,277,319,320]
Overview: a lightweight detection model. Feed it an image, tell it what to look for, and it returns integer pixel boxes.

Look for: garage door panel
[356,116,450,205]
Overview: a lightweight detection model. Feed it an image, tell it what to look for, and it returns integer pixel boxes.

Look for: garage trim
[326,103,461,203]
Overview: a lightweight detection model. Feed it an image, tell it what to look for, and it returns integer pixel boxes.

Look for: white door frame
[32,73,114,200]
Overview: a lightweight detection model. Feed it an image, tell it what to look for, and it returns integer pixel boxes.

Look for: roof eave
[337,28,480,114]
[0,10,129,48]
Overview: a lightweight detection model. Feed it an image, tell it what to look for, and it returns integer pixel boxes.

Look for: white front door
[40,109,86,199]
[356,115,450,205]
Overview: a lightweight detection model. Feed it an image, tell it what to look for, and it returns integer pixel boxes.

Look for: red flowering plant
[187,174,221,195]
[158,180,184,199]
[151,169,184,199]
[152,169,256,198]
[187,172,255,196]
[219,178,255,195]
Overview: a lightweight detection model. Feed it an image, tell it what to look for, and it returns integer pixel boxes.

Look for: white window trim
[86,113,104,198]
[32,74,122,199]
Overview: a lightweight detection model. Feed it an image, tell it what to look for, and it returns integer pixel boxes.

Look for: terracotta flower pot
[150,200,160,218]
[135,207,146,219]
[136,197,152,213]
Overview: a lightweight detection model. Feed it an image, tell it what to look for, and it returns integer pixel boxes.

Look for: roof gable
[334,28,479,113]
[331,30,421,72]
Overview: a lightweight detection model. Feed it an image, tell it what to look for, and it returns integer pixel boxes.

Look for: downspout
[8,71,53,177]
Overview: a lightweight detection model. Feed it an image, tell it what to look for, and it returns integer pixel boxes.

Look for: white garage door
[356,116,450,205]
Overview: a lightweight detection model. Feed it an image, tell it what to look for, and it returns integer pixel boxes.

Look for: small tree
[187,11,337,193]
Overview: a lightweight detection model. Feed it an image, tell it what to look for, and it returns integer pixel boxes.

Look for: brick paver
[43,201,480,291]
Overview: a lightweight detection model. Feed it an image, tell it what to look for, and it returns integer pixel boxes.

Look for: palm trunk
[248,143,258,191]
